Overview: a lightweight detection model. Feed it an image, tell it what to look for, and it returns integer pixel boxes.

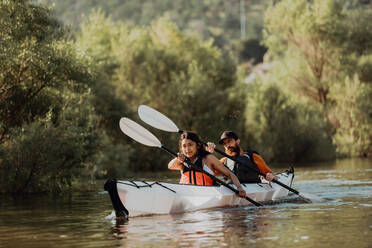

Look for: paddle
[138,105,323,203]
[119,117,262,207]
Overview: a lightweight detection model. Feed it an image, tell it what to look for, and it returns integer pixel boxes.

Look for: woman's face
[181,138,198,159]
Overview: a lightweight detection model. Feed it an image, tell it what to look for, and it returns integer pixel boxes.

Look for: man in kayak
[168,131,247,198]
[206,131,277,183]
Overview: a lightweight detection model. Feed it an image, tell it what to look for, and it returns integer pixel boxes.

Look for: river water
[0,158,371,248]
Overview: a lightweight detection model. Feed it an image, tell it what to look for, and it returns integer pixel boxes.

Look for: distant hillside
[37,0,270,51]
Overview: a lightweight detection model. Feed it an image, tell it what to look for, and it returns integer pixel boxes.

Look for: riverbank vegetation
[0,0,371,194]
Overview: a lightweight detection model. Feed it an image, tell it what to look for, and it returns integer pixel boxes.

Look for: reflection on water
[111,207,274,247]
[0,158,371,248]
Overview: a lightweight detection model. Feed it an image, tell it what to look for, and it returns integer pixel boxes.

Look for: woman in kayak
[168,131,246,198]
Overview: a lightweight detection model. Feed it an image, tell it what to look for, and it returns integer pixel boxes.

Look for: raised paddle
[138,105,323,203]
[119,117,262,207]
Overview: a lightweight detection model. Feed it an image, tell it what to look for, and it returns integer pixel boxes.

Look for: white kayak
[104,169,294,218]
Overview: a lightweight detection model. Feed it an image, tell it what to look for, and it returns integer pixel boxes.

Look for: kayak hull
[104,169,294,217]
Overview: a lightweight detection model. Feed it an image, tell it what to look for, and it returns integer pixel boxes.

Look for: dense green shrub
[0,99,100,194]
[245,83,335,163]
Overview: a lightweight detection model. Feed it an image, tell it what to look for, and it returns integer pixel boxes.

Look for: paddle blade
[119,117,162,148]
[138,105,179,132]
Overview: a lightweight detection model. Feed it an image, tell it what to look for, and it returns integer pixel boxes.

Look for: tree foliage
[0,0,92,142]
[0,0,103,194]
[0,92,100,194]
[76,14,245,170]
[245,82,335,163]
[263,0,372,156]
[75,10,134,177]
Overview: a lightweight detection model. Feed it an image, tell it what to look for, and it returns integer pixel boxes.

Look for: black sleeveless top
[225,150,261,183]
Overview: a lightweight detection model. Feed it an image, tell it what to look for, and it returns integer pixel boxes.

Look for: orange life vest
[179,157,214,186]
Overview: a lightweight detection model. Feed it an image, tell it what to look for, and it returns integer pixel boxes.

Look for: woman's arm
[206,155,246,197]
[168,153,185,170]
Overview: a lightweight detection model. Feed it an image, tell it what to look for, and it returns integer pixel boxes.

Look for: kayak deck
[104,169,294,217]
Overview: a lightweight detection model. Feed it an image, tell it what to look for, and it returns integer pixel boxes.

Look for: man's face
[221,138,240,154]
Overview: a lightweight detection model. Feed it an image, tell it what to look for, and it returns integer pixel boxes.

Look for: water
[0,158,371,248]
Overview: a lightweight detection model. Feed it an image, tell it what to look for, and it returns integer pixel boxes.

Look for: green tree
[0,0,92,142]
[245,83,334,163]
[75,10,134,177]
[0,92,100,194]
[263,0,372,156]
[76,14,245,171]
[114,19,244,170]
[0,0,102,194]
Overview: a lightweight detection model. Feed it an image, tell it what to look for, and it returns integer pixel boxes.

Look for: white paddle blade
[119,117,162,148]
[138,105,179,132]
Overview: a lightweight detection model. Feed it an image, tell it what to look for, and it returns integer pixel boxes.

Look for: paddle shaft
[197,141,300,195]
[160,145,262,206]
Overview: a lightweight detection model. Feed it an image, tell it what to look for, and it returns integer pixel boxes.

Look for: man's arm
[207,155,246,198]
[252,153,272,173]
[252,153,277,181]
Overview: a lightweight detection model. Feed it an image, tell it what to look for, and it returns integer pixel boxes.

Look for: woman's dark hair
[179,131,210,158]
